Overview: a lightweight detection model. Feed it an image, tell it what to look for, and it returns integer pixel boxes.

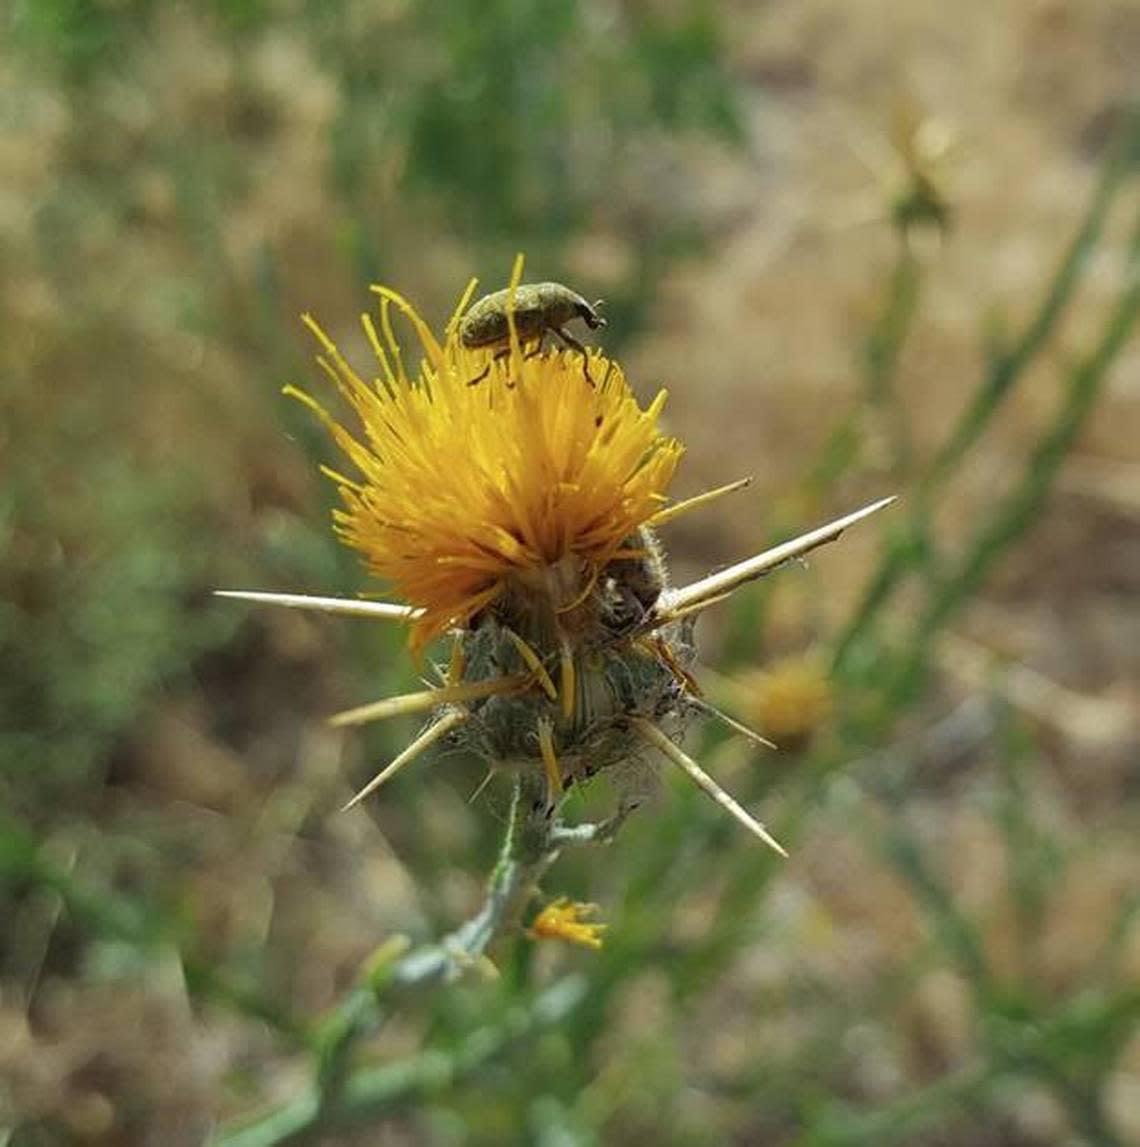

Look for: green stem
[832,118,1139,674]
[216,977,587,1147]
[807,246,922,495]
[885,207,1140,706]
[389,771,555,988]
[218,771,607,1146]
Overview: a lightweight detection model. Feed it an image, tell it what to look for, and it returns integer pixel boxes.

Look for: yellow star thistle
[289,271,682,654]
[220,259,893,856]
[527,898,607,950]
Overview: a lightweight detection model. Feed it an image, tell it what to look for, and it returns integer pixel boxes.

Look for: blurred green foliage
[3,3,1139,1146]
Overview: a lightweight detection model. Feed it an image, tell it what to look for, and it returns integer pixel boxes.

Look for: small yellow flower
[527,897,607,950]
[292,267,682,653]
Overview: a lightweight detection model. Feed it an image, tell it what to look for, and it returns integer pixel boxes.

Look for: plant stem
[832,117,1139,674]
[216,771,611,1146]
[216,977,587,1147]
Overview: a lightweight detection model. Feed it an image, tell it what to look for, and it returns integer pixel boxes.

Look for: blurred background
[3,1,1139,1144]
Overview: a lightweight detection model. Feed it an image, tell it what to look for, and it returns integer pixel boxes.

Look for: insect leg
[466,362,492,386]
[552,327,594,386]
[521,336,547,362]
[466,346,513,387]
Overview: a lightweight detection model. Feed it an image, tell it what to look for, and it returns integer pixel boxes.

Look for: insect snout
[578,299,606,331]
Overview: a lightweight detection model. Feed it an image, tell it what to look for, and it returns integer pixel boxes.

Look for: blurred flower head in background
[738,654,834,751]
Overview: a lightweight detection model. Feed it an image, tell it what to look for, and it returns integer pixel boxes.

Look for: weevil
[459,281,605,384]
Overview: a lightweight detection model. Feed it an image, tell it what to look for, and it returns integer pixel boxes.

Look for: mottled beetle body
[460,282,605,351]
[459,282,605,385]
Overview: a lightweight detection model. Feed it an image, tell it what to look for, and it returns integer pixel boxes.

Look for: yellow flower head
[293,261,683,653]
[527,897,606,950]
